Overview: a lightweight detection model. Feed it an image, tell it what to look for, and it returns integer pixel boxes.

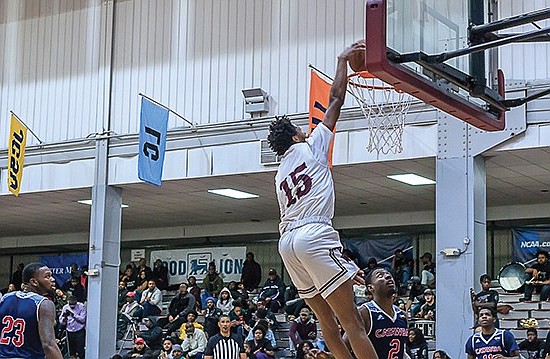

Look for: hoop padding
[348,71,413,154]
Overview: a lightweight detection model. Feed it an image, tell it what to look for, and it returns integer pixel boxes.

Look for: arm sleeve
[182,295,196,316]
[204,337,214,356]
[150,290,162,306]
[74,305,87,324]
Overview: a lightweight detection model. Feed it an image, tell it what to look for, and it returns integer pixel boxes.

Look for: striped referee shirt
[204,332,245,359]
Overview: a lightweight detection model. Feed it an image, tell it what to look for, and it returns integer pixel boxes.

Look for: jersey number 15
[279,162,312,208]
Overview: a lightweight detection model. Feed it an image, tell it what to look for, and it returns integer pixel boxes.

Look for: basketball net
[347,71,413,154]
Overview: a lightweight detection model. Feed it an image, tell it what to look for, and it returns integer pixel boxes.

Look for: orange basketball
[348,48,367,73]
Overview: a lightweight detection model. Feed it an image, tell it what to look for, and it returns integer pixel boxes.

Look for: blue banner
[39,253,88,287]
[512,227,550,263]
[138,97,169,186]
[342,234,413,270]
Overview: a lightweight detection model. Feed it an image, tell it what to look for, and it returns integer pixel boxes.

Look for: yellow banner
[8,114,27,196]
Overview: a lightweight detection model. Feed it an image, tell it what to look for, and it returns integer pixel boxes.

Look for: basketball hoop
[347,71,413,154]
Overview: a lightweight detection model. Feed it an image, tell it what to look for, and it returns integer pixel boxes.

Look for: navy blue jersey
[0,291,47,359]
[364,301,408,359]
[465,329,519,358]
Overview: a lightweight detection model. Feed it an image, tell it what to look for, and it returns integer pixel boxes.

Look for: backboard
[366,0,506,130]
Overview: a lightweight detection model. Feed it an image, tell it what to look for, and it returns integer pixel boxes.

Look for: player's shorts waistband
[281,216,332,234]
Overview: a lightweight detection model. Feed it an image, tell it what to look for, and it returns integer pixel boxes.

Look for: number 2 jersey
[0,291,47,359]
[363,301,408,359]
[275,123,334,234]
[465,328,519,359]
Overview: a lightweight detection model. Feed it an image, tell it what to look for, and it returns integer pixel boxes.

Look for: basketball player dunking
[267,42,377,359]
[0,262,63,359]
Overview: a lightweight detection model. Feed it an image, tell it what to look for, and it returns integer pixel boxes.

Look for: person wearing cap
[181,321,207,359]
[123,337,153,359]
[171,344,185,359]
[137,317,163,351]
[202,296,223,338]
[420,252,435,287]
[417,289,436,320]
[117,291,144,340]
[406,276,426,319]
[289,308,317,350]
[257,269,286,313]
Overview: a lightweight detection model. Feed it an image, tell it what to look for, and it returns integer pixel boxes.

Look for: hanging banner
[8,114,28,196]
[138,97,169,186]
[342,234,413,270]
[150,246,247,285]
[39,253,88,286]
[512,227,550,263]
[308,71,336,166]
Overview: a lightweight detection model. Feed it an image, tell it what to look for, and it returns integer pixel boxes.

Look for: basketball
[348,42,367,73]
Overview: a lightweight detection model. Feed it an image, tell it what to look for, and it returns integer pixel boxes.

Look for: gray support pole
[85,137,122,359]
[435,113,487,358]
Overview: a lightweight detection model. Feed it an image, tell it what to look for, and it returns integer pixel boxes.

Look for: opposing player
[0,262,63,359]
[267,41,377,359]
[465,308,519,359]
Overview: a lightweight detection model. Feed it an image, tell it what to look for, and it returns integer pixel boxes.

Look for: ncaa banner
[138,97,169,186]
[39,253,88,286]
[512,227,550,263]
[308,71,336,167]
[151,247,246,285]
[8,114,28,196]
[342,234,413,270]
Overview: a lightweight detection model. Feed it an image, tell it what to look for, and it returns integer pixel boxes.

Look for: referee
[205,314,246,359]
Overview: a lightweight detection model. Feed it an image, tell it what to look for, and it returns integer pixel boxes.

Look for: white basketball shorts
[278,222,358,299]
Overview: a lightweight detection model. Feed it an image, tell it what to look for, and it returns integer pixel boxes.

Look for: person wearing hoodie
[137,317,163,352]
[257,269,285,313]
[217,287,234,315]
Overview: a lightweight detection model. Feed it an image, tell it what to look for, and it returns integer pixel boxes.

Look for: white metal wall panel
[110,0,366,134]
[0,0,105,147]
[499,0,550,81]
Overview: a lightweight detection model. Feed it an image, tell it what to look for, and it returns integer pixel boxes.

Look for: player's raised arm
[323,41,366,131]
[38,299,64,359]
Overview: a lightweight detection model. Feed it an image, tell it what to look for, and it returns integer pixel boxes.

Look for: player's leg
[305,295,353,359]
[324,279,378,359]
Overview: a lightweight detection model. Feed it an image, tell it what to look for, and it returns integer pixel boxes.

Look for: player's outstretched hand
[338,41,366,62]
[353,269,365,285]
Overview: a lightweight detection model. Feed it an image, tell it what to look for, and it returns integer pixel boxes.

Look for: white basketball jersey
[275,123,334,234]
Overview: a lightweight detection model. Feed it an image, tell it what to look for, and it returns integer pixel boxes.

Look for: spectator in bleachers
[137,317,163,352]
[152,259,169,291]
[406,327,429,359]
[432,350,451,359]
[54,288,68,318]
[289,308,317,351]
[217,287,235,315]
[172,345,185,359]
[420,252,435,287]
[364,258,381,278]
[417,289,435,321]
[187,276,202,310]
[392,249,412,294]
[123,337,153,359]
[140,279,163,317]
[59,295,87,359]
[138,258,153,279]
[229,305,247,338]
[470,274,499,328]
[118,280,129,310]
[158,283,196,336]
[122,265,139,292]
[179,310,205,341]
[257,269,285,313]
[406,276,426,319]
[136,270,152,298]
[228,281,249,307]
[11,263,24,290]
[246,324,275,359]
[203,297,224,338]
[296,340,313,359]
[159,337,174,359]
[284,284,306,318]
[245,319,276,349]
[181,322,207,359]
[395,298,406,312]
[202,262,225,301]
[521,250,550,302]
[241,252,262,292]
[518,328,545,359]
[61,276,87,303]
[254,304,279,330]
[120,291,143,318]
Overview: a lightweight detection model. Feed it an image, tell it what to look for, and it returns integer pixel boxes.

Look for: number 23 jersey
[275,123,334,234]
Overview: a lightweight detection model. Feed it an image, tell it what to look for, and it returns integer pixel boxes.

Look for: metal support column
[435,113,487,357]
[85,137,122,359]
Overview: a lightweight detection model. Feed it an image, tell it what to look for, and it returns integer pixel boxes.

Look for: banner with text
[512,227,550,263]
[8,114,28,196]
[39,253,88,286]
[150,247,247,285]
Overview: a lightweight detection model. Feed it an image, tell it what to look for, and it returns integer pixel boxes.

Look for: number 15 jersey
[0,291,46,359]
[275,123,334,234]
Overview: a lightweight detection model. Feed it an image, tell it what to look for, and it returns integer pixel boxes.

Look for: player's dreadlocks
[267,115,297,156]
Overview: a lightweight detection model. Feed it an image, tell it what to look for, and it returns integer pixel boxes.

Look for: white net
[348,72,413,154]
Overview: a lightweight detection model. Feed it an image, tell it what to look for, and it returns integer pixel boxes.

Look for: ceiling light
[77,199,129,208]
[387,174,435,186]
[208,189,259,199]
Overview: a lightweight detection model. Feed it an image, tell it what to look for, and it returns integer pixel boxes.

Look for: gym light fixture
[77,199,129,208]
[208,189,259,199]
[387,174,435,186]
